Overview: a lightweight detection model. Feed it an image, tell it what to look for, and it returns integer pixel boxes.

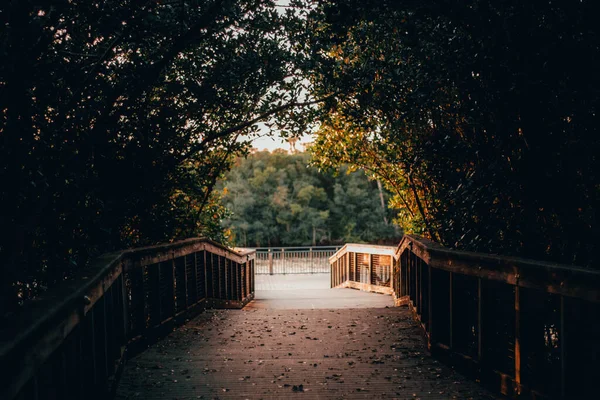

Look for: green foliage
[218,150,399,247]
[0,0,314,313]
[305,0,600,267]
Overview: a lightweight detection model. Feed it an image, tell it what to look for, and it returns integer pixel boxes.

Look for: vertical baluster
[216,254,222,299]
[202,251,208,300]
[232,259,236,301]
[246,261,251,298]
[169,258,176,319]
[251,259,255,293]
[92,296,108,386]
[478,277,483,362]
[353,252,356,284]
[105,283,116,369]
[449,271,454,350]
[330,260,333,288]
[237,262,242,301]
[415,256,420,312]
[515,284,521,395]
[560,294,566,399]
[183,255,189,309]
[345,252,349,284]
[238,260,242,300]
[225,257,230,301]
[224,257,229,300]
[419,258,424,317]
[428,264,433,342]
[129,262,145,336]
[148,263,160,326]
[230,259,235,301]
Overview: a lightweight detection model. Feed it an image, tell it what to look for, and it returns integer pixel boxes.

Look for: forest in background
[218,150,399,247]
[2,1,599,316]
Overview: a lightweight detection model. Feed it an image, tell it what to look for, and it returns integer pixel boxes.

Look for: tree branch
[183,93,336,160]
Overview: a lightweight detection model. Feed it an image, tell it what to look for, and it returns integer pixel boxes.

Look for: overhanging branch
[182,93,337,160]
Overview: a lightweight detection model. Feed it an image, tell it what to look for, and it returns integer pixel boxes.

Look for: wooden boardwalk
[116,275,498,399]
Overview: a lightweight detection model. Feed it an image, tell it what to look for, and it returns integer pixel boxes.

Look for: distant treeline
[218,150,400,247]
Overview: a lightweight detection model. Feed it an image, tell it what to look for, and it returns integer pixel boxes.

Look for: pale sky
[249,0,311,153]
[250,135,309,152]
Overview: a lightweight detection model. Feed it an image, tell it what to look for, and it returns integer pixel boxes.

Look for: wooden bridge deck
[116,275,498,399]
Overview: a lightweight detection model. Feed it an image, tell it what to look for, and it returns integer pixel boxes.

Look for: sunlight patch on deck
[248,273,394,309]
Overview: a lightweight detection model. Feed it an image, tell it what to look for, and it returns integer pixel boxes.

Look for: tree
[305,0,600,267]
[0,0,317,315]
[219,150,398,247]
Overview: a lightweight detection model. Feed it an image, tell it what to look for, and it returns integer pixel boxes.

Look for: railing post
[560,294,566,399]
[268,249,273,276]
[477,277,482,362]
[397,256,401,297]
[368,253,373,286]
[428,264,433,344]
[281,248,285,274]
[515,284,521,395]
[333,260,336,286]
[418,258,422,315]
[203,251,208,300]
[334,260,337,286]
[120,263,129,341]
[346,252,350,284]
[309,247,313,274]
[223,258,229,301]
[251,258,255,293]
[449,271,453,350]
[354,252,358,283]
[391,256,395,292]
[183,255,189,309]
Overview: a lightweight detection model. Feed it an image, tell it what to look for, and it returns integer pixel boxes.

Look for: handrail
[252,246,340,275]
[329,243,396,294]
[0,238,255,400]
[330,234,600,398]
[250,245,341,251]
[329,243,397,263]
[395,234,600,303]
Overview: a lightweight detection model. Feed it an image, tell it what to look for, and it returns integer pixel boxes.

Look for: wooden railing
[330,235,600,399]
[329,243,396,294]
[253,246,340,275]
[0,238,255,400]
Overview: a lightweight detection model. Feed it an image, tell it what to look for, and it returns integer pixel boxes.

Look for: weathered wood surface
[116,276,497,399]
[0,238,256,400]
[116,308,497,399]
[395,235,600,302]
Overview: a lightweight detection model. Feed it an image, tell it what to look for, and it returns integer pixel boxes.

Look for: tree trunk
[408,174,440,242]
[376,180,389,225]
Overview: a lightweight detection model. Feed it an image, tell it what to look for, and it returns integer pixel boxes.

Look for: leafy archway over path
[304,0,599,269]
[0,0,324,314]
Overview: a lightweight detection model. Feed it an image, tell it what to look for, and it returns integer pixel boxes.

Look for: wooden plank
[514,286,521,395]
[329,243,396,263]
[394,235,600,302]
[341,280,394,295]
[449,272,454,350]
[116,307,496,400]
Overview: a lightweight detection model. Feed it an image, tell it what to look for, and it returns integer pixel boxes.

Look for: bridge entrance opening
[243,246,395,309]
